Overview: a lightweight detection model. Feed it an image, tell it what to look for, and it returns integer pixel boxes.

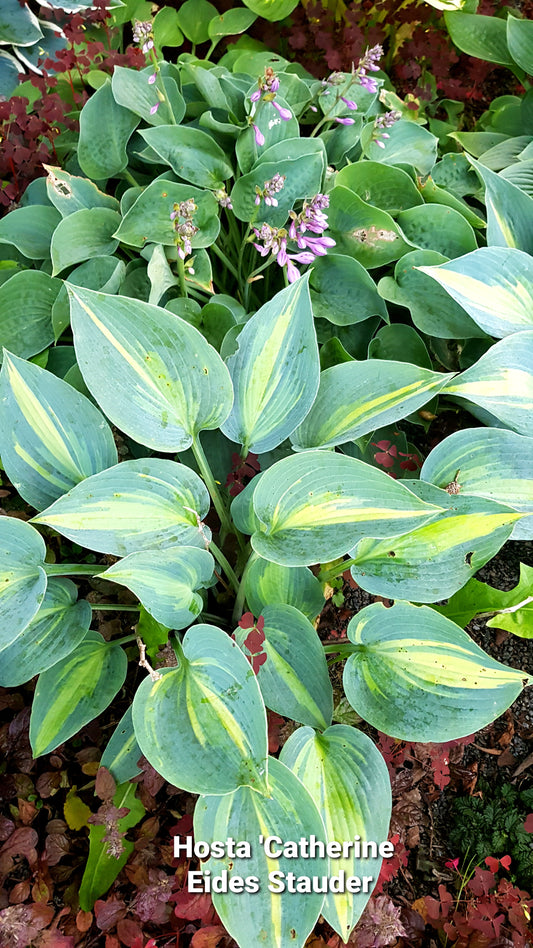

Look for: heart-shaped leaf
[343,601,531,741]
[30,631,127,756]
[0,517,47,649]
[101,547,214,629]
[235,604,333,728]
[221,276,320,454]
[33,458,211,556]
[0,578,91,687]
[251,450,443,566]
[132,625,268,795]
[68,286,233,451]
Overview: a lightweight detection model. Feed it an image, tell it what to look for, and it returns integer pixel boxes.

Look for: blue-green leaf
[30,631,127,757]
[343,600,530,741]
[132,625,268,795]
[0,352,117,511]
[221,276,319,453]
[33,458,211,556]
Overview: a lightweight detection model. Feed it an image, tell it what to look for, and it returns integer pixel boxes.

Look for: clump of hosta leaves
[1,11,533,948]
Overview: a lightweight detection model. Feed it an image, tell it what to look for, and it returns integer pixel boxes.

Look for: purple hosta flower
[170,199,199,260]
[294,193,330,236]
[214,187,232,210]
[272,100,292,121]
[373,109,401,148]
[286,251,315,283]
[255,172,286,207]
[335,116,355,125]
[251,66,280,102]
[375,109,402,130]
[253,223,287,263]
[150,103,159,115]
[357,43,383,95]
[340,96,358,110]
[148,72,156,85]
[133,20,154,54]
[252,123,265,147]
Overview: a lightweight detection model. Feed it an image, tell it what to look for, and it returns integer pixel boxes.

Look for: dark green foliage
[449,779,533,889]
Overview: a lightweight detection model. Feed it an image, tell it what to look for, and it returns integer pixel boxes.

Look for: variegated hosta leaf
[100,547,215,629]
[251,450,444,566]
[230,473,263,535]
[68,285,233,452]
[421,427,533,540]
[469,157,533,255]
[441,330,533,436]
[33,458,211,557]
[242,555,325,622]
[30,631,127,757]
[0,516,47,648]
[291,360,453,449]
[100,706,143,785]
[350,480,520,602]
[234,604,333,729]
[194,756,327,948]
[418,247,533,338]
[221,276,320,454]
[0,351,118,511]
[0,578,91,687]
[343,601,531,742]
[280,725,391,941]
[132,625,268,795]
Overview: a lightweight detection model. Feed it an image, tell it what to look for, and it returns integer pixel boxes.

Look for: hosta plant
[1,20,533,948]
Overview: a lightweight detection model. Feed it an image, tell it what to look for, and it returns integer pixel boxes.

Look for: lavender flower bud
[335,116,355,125]
[340,96,358,110]
[286,259,300,282]
[252,124,265,146]
[272,100,292,121]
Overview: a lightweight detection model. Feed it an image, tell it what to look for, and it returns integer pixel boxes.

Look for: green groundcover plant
[1,5,533,946]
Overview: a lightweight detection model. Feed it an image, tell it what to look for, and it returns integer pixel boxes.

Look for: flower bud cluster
[373,109,402,148]
[132,20,154,54]
[255,173,286,207]
[253,193,335,283]
[170,199,199,260]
